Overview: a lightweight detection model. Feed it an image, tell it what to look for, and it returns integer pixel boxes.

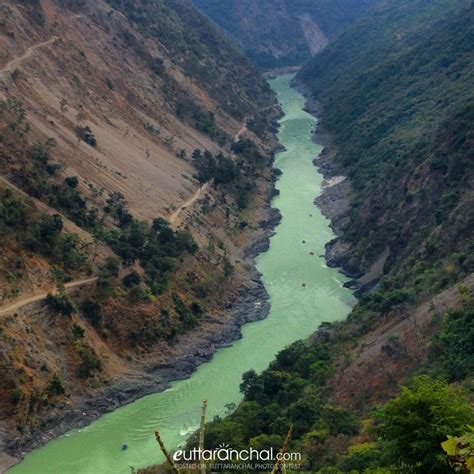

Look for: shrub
[122,270,141,288]
[75,342,102,378]
[81,299,102,327]
[46,293,75,316]
[435,305,474,381]
[11,387,22,405]
[47,374,66,396]
[64,176,79,188]
[76,126,97,147]
[72,323,85,339]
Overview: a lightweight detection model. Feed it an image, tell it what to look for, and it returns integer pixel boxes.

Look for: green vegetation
[75,340,102,378]
[192,149,238,185]
[0,96,209,353]
[442,428,474,472]
[19,140,100,230]
[172,292,202,330]
[46,293,75,316]
[433,305,474,381]
[75,126,97,147]
[99,216,197,292]
[199,299,473,471]
[176,98,227,143]
[106,0,274,127]
[47,374,66,397]
[192,140,264,210]
[298,0,474,292]
[375,377,473,473]
[81,299,102,327]
[0,189,87,274]
[7,132,198,295]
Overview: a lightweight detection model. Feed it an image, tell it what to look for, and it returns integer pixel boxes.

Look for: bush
[81,299,102,327]
[46,293,75,316]
[64,176,79,188]
[72,324,85,339]
[11,387,22,405]
[47,374,66,396]
[75,342,102,378]
[75,126,97,147]
[338,443,382,472]
[435,305,474,381]
[122,270,141,288]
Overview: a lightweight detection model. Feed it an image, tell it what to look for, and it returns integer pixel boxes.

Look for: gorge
[8,75,355,473]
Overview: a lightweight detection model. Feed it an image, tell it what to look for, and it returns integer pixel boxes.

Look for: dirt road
[169,119,247,223]
[0,36,59,75]
[0,277,97,317]
[169,182,209,224]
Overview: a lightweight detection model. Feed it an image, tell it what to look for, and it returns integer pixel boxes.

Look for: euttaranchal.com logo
[173,443,302,470]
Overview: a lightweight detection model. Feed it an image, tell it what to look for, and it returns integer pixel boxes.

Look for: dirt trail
[169,119,246,224]
[169,182,209,224]
[0,277,97,317]
[0,36,59,75]
[235,121,247,142]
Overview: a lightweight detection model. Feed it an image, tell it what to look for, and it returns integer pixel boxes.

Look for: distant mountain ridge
[192,0,380,69]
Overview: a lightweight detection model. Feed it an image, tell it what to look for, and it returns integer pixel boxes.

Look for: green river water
[9,74,355,474]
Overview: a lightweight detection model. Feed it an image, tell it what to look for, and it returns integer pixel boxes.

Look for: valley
[0,0,472,473]
[7,73,355,474]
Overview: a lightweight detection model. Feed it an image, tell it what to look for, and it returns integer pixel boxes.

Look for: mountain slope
[0,0,279,460]
[192,0,380,69]
[297,0,474,290]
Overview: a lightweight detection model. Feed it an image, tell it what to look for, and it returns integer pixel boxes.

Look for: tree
[81,299,102,327]
[47,374,66,396]
[240,369,262,399]
[76,125,97,147]
[436,306,474,381]
[64,176,79,188]
[46,292,74,316]
[123,270,141,288]
[375,376,473,473]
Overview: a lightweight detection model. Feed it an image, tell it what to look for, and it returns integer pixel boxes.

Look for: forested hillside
[298,0,473,293]
[194,1,474,472]
[0,0,277,460]
[192,0,379,69]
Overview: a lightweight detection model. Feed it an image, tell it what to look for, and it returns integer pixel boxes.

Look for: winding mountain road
[169,119,247,224]
[169,182,209,224]
[0,277,97,317]
[0,36,59,75]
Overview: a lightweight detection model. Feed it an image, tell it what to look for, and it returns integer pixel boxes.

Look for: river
[9,74,355,474]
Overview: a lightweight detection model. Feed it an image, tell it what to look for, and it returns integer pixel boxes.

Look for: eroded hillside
[0,0,278,463]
